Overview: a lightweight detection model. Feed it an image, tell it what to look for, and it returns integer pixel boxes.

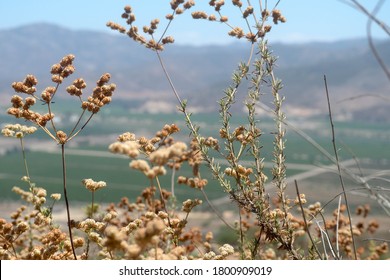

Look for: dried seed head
[272,9,286,24]
[24,75,38,87]
[124,5,132,13]
[208,14,217,21]
[228,27,245,39]
[150,19,160,29]
[215,0,225,12]
[60,54,75,67]
[50,193,61,201]
[184,0,195,9]
[166,13,175,20]
[232,0,242,7]
[243,6,254,18]
[82,178,107,192]
[220,15,228,22]
[192,11,208,19]
[162,36,175,45]
[56,130,67,144]
[97,73,111,86]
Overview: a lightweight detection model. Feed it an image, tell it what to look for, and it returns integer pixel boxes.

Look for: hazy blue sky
[1,0,388,45]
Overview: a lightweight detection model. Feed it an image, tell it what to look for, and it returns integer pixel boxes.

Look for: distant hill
[1,23,389,121]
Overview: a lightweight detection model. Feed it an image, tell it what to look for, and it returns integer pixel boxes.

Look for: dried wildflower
[103,211,118,222]
[1,124,37,138]
[178,176,208,189]
[271,9,286,24]
[49,54,76,83]
[14,221,29,234]
[232,0,242,7]
[12,186,33,203]
[184,1,195,9]
[228,27,245,39]
[162,36,175,45]
[106,21,127,33]
[192,11,208,19]
[145,166,167,179]
[243,6,254,18]
[90,231,102,243]
[214,0,225,11]
[219,15,228,22]
[202,136,219,150]
[130,159,150,173]
[109,141,140,158]
[56,130,67,144]
[149,142,187,165]
[50,193,61,201]
[356,204,370,218]
[294,193,307,205]
[367,220,379,234]
[219,243,234,257]
[208,14,217,21]
[82,178,107,192]
[11,75,38,95]
[41,86,56,102]
[117,132,136,142]
[182,199,202,213]
[157,211,169,219]
[203,251,216,260]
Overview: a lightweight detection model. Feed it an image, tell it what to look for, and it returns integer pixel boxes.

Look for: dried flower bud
[56,130,67,144]
[162,36,175,45]
[124,5,132,13]
[117,132,136,142]
[208,14,217,21]
[50,193,61,201]
[60,54,75,67]
[272,9,286,24]
[220,16,228,22]
[51,63,62,74]
[82,178,107,192]
[243,6,254,18]
[51,75,64,84]
[184,0,195,9]
[192,11,208,19]
[61,65,75,78]
[97,73,111,86]
[232,0,242,7]
[166,14,175,20]
[24,75,38,87]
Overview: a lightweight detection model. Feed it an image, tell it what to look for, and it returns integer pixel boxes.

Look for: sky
[0,0,389,45]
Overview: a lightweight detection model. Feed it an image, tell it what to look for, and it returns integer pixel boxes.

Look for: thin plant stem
[85,190,95,260]
[200,188,234,230]
[294,180,322,259]
[19,138,35,193]
[324,75,357,260]
[366,0,390,81]
[155,176,172,227]
[317,210,339,260]
[67,107,87,141]
[336,195,342,259]
[66,113,94,142]
[171,168,176,198]
[61,143,77,260]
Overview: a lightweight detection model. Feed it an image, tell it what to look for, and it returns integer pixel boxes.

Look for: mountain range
[1,23,389,122]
